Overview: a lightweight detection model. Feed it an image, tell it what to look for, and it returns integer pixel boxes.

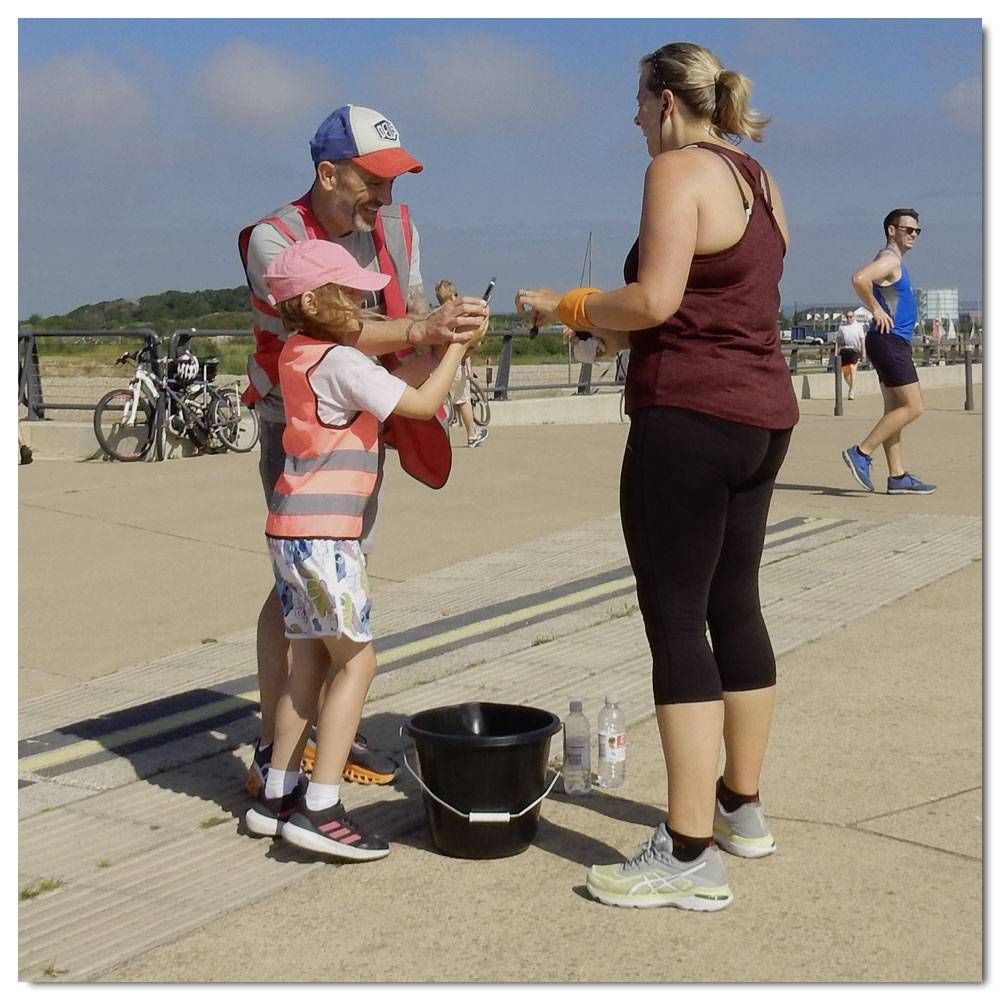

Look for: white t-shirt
[836,321,865,352]
[307,344,406,426]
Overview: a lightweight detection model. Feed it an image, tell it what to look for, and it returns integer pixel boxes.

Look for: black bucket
[402,702,562,859]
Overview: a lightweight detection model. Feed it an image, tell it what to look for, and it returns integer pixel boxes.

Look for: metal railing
[487,328,625,400]
[17,328,254,420]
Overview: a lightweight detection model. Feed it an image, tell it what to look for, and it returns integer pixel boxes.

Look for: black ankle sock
[716,776,759,813]
[856,445,871,458]
[666,824,714,862]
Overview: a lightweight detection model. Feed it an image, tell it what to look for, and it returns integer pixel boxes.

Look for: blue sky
[17,15,984,320]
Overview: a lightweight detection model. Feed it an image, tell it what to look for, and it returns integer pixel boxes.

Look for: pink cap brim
[353,148,424,178]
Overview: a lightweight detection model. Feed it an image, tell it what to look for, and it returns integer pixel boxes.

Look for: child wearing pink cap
[245,240,482,860]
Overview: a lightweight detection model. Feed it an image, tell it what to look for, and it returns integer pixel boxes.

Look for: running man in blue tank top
[841,208,936,495]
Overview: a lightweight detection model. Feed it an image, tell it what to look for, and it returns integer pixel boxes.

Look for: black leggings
[620,407,792,705]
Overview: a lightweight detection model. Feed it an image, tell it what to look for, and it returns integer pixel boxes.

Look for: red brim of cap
[353,148,424,178]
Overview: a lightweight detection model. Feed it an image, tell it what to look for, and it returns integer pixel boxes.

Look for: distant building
[916,287,959,323]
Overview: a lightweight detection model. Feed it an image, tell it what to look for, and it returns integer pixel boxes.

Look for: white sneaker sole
[244,807,284,838]
[586,883,733,911]
[714,833,776,859]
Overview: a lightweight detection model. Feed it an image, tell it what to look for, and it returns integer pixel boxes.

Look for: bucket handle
[399,734,561,825]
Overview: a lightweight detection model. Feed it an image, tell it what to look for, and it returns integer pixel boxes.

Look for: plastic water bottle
[597,694,626,788]
[562,700,592,795]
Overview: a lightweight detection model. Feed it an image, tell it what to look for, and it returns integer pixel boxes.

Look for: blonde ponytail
[641,42,771,143]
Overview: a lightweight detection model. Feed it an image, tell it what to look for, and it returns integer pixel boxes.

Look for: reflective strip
[278,468,377,497]
[284,449,381,477]
[246,355,273,398]
[269,491,370,518]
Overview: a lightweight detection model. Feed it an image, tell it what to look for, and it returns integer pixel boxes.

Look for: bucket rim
[402,701,561,748]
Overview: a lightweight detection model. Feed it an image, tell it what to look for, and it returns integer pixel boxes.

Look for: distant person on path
[842,209,936,494]
[238,105,489,798]
[244,241,483,859]
[516,41,798,911]
[835,309,865,399]
[435,279,488,448]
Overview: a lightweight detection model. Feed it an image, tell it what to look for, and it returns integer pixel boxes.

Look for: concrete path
[17,385,982,983]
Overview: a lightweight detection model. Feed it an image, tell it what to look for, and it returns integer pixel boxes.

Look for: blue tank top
[870,252,917,341]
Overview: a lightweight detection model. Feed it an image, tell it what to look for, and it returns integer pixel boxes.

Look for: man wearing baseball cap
[238,105,488,797]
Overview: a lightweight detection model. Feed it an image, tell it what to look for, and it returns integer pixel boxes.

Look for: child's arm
[391,343,467,420]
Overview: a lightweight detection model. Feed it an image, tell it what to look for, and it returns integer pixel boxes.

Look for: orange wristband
[557,287,601,329]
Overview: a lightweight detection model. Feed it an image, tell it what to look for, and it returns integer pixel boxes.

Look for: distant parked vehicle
[790,326,827,346]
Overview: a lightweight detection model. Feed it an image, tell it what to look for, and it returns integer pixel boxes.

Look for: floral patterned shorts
[268,537,373,643]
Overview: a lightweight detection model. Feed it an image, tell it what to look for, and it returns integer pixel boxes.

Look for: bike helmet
[174,352,199,383]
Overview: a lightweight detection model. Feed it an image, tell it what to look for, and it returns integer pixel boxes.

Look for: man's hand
[871,306,892,334]
[410,296,489,347]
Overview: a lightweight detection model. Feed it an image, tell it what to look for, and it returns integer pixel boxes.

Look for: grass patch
[531,635,557,646]
[20,877,65,901]
[97,860,112,869]
[42,961,69,978]
[199,816,231,829]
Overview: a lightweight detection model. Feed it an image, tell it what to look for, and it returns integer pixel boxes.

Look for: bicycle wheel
[179,383,222,453]
[93,388,155,461]
[210,388,260,452]
[442,392,456,428]
[471,383,491,427]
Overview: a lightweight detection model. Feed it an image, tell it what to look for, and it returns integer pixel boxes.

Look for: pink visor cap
[263,241,391,306]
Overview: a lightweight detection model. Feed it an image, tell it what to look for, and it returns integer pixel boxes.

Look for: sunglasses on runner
[896,226,921,236]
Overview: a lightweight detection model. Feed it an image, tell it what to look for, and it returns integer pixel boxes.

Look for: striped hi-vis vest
[265,335,381,540]
[238,196,452,489]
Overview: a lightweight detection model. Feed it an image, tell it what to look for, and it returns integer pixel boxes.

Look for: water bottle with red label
[597,694,626,788]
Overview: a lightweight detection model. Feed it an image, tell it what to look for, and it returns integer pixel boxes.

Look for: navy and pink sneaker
[244,782,303,838]
[280,801,390,861]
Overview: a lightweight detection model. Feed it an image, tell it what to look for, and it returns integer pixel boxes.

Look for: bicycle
[443,377,491,430]
[93,348,258,461]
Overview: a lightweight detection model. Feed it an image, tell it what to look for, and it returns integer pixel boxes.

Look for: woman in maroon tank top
[516,42,797,911]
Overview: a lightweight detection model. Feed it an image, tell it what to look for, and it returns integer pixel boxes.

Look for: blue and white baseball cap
[309,105,423,178]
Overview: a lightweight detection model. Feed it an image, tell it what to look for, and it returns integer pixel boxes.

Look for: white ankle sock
[305,781,341,811]
[264,768,299,799]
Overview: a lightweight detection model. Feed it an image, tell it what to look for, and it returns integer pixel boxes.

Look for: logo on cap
[373,119,399,142]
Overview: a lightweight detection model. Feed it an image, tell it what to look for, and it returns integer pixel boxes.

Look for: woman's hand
[514,288,561,329]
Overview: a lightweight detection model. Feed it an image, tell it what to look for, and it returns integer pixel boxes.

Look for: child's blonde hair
[276,282,384,339]
[435,279,457,305]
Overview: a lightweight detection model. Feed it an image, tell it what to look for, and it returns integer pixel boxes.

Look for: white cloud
[195,38,339,134]
[942,77,982,133]
[385,32,577,132]
[19,51,151,135]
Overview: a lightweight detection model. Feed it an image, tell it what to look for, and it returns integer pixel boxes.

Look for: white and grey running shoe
[713,799,777,858]
[586,823,733,910]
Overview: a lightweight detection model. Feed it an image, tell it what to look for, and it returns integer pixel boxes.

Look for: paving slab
[17,385,983,983]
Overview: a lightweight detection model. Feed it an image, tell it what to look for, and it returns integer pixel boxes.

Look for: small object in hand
[529,324,539,340]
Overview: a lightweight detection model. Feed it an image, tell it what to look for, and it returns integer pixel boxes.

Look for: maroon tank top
[624,143,799,430]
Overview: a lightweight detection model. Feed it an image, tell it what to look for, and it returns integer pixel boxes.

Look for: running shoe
[468,428,489,448]
[842,445,875,492]
[244,739,272,797]
[301,730,398,786]
[585,823,733,911]
[887,472,937,495]
[713,799,777,858]
[281,800,390,861]
[244,781,304,838]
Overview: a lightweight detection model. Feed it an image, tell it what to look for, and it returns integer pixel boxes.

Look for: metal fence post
[833,353,843,416]
[18,334,46,420]
[493,334,513,401]
[576,362,593,395]
[965,346,975,411]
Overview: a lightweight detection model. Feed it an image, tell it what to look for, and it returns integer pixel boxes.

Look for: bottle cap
[605,693,619,704]
[570,700,583,712]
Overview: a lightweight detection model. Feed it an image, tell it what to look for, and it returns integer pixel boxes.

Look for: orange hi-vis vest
[265,335,381,540]
[238,195,452,489]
